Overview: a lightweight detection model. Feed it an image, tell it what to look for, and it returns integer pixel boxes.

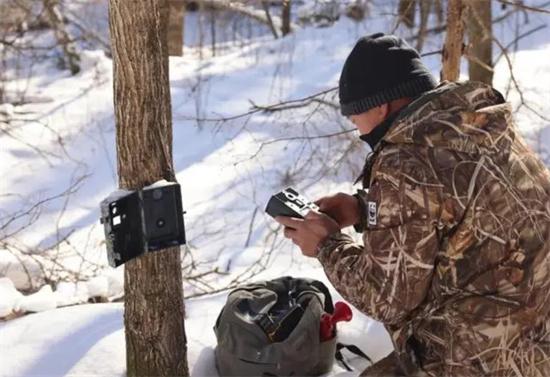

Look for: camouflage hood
[385,81,512,161]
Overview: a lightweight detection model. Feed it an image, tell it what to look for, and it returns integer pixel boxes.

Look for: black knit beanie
[339,33,437,116]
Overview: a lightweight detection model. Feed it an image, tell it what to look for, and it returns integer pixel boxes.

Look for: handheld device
[265,187,319,219]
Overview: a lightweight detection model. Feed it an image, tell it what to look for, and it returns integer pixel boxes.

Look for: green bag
[214,276,337,376]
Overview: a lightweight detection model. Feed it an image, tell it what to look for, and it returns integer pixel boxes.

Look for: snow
[0,296,392,377]
[1,0,549,376]
[0,277,22,317]
[86,275,109,298]
[18,285,57,313]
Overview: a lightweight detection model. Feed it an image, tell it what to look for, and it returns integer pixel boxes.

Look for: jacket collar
[359,108,404,150]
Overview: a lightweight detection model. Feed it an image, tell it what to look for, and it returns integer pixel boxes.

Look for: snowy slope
[0,298,393,377]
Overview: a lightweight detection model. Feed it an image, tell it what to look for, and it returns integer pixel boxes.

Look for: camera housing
[100,181,186,267]
[265,187,319,219]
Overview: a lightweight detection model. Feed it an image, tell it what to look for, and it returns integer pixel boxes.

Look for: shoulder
[364,143,446,228]
[372,143,435,183]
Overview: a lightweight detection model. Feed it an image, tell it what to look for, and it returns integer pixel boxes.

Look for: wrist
[316,231,344,260]
[352,189,368,233]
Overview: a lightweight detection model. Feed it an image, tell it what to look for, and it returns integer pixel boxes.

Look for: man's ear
[375,103,390,123]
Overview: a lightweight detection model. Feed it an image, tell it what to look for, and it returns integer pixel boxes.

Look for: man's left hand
[275,211,340,257]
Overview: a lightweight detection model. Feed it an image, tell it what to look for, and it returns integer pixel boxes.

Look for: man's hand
[315,192,360,229]
[275,211,340,257]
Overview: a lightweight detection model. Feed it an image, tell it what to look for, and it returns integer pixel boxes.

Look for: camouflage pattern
[318,81,550,376]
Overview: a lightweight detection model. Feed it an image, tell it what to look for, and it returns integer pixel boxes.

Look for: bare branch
[175,86,337,122]
[497,0,550,14]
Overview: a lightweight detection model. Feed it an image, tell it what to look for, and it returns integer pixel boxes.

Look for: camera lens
[157,218,165,228]
[153,189,163,200]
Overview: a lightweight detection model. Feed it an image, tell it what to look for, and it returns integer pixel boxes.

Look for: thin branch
[493,36,550,122]
[237,129,355,165]
[175,87,337,123]
[497,0,550,14]
[408,0,550,42]
[261,0,279,39]
[494,24,547,64]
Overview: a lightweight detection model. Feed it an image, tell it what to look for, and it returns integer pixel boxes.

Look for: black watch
[352,189,368,233]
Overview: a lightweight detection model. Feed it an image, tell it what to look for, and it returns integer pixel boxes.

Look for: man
[275,33,550,376]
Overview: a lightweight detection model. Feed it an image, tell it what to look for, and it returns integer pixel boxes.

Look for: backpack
[214,276,338,376]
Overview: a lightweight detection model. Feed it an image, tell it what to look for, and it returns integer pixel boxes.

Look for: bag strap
[256,304,305,342]
[335,342,373,371]
[255,287,324,342]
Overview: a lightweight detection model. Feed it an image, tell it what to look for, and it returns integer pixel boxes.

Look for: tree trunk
[282,0,292,36]
[441,0,465,82]
[44,0,80,74]
[433,0,444,26]
[398,0,416,28]
[168,0,185,56]
[210,6,216,56]
[261,0,279,39]
[108,1,188,376]
[466,0,493,84]
[416,0,432,52]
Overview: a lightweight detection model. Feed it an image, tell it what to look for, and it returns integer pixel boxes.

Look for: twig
[497,0,550,14]
[493,36,550,122]
[494,24,547,64]
[175,87,337,123]
[408,0,550,42]
[243,207,259,248]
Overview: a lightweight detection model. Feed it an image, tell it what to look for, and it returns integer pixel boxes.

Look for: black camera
[100,181,186,267]
[265,187,319,219]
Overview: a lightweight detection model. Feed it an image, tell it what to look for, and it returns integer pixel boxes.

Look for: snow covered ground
[1,1,550,376]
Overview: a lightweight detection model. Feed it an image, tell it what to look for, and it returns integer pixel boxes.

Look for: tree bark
[282,0,292,36]
[108,1,188,376]
[441,0,465,82]
[466,0,493,84]
[168,0,185,56]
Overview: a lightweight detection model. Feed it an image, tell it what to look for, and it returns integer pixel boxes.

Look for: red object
[320,301,353,341]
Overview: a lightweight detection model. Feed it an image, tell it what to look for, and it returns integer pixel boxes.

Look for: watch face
[367,201,377,226]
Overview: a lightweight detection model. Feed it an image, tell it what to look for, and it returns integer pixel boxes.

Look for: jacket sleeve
[317,146,445,325]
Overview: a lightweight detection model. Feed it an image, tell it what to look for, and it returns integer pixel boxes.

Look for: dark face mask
[358,110,400,150]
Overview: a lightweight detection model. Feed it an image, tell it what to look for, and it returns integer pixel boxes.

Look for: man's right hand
[315,192,360,229]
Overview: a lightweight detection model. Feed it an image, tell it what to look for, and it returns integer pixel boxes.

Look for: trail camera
[100,181,186,267]
[265,187,319,219]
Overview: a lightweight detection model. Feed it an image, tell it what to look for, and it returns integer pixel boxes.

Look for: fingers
[304,210,323,220]
[315,193,344,212]
[283,226,296,239]
[275,216,303,229]
[314,197,330,211]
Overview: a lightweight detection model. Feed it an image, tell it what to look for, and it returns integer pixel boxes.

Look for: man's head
[339,33,437,134]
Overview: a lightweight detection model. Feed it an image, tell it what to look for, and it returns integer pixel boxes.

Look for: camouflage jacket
[318,81,550,376]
